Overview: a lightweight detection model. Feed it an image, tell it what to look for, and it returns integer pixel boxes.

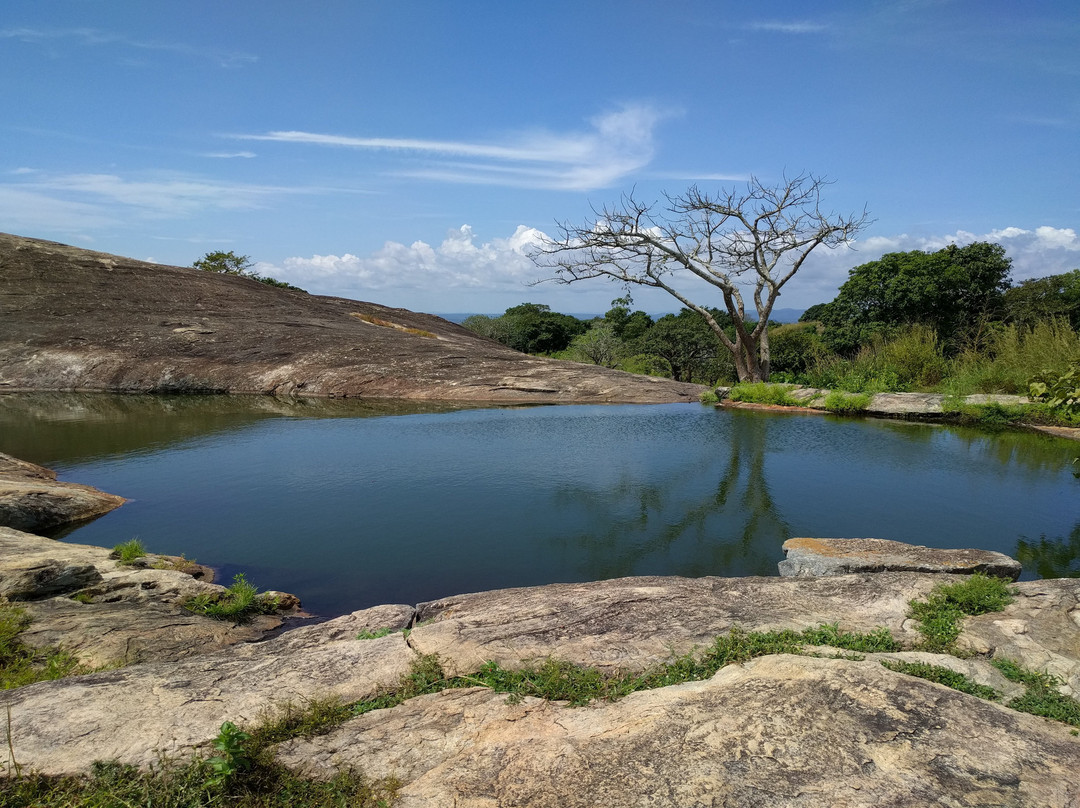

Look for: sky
[2,1,1078,316]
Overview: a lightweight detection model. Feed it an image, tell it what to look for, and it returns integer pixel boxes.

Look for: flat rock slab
[779,537,1022,580]
[0,605,416,776]
[0,451,125,532]
[277,654,1080,808]
[410,573,941,676]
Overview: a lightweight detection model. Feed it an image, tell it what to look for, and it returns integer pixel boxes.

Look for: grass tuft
[1,600,86,690]
[110,538,147,565]
[728,382,800,406]
[908,573,1016,652]
[184,574,280,623]
[821,390,871,414]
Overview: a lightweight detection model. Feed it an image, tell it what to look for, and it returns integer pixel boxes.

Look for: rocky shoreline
[2,454,1079,806]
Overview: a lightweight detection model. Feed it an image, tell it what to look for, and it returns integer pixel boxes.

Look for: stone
[276,654,1080,808]
[0,232,703,404]
[0,527,303,667]
[779,537,1023,580]
[0,605,417,776]
[0,451,125,531]
[409,573,941,676]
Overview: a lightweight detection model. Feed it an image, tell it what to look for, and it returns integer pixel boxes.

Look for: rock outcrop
[0,527,300,667]
[277,655,1079,808]
[779,537,1023,580]
[0,232,703,403]
[0,452,125,532]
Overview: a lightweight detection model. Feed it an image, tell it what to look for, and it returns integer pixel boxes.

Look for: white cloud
[234,105,668,191]
[202,151,256,159]
[0,27,256,67]
[265,225,547,299]
[263,222,1080,313]
[745,21,828,34]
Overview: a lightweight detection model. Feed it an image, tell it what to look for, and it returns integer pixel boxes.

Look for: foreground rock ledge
[4,572,1079,802]
[0,232,703,403]
[0,452,125,532]
[278,655,1079,808]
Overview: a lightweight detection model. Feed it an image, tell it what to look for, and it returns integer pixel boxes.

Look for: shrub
[821,390,871,414]
[728,382,800,406]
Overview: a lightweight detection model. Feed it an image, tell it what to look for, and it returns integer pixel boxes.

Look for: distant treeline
[463,243,1080,394]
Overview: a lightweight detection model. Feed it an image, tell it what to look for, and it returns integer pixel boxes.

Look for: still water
[1,394,1077,617]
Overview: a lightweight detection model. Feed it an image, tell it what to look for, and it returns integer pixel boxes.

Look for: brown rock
[779,537,1022,580]
[0,232,703,403]
[277,655,1080,808]
[0,451,125,531]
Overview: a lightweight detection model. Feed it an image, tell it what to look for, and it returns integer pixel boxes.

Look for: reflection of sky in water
[6,398,1076,617]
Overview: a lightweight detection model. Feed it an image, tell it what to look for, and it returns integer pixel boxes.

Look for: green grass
[110,538,147,565]
[821,390,872,414]
[728,382,800,406]
[880,660,1002,701]
[356,628,394,640]
[991,659,1080,728]
[184,574,280,623]
[1,600,85,690]
[908,573,1016,652]
[698,389,720,404]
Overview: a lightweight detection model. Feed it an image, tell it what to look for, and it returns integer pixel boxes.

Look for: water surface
[1,394,1076,617]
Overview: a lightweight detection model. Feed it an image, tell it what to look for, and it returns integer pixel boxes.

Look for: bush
[728,383,800,406]
[185,574,280,622]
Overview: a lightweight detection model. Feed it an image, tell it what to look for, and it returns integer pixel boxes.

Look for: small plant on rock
[111,538,147,565]
[184,574,279,622]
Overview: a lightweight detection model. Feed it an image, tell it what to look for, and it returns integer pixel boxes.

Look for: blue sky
[2,1,1078,315]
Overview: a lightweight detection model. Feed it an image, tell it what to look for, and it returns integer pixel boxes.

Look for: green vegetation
[356,628,394,640]
[1,600,85,689]
[821,390,871,414]
[184,574,280,622]
[880,660,1002,701]
[110,538,147,565]
[192,250,305,293]
[728,382,800,407]
[992,658,1080,728]
[907,573,1016,652]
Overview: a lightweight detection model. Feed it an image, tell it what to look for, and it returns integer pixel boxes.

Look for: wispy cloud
[745,21,828,34]
[234,105,669,191]
[202,151,257,159]
[0,27,257,67]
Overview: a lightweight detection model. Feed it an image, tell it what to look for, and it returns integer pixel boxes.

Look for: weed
[991,659,1080,728]
[70,592,94,604]
[111,538,147,565]
[728,382,801,406]
[908,573,1016,652]
[204,721,252,788]
[821,390,872,414]
[698,389,720,405]
[880,660,1002,701]
[1,600,85,689]
[356,628,394,640]
[184,574,280,623]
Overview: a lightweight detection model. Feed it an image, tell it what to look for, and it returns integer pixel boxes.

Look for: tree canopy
[534,173,869,381]
[817,242,1012,354]
[192,250,254,276]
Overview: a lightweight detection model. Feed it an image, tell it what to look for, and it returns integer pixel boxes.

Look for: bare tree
[533,173,869,382]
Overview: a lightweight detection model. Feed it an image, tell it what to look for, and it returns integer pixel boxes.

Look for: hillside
[0,233,702,403]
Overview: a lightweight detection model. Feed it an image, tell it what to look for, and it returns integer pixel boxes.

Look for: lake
[1,393,1077,617]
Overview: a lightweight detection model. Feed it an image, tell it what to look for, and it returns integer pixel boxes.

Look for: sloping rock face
[278,656,1080,808]
[779,537,1022,580]
[0,527,298,667]
[0,452,125,531]
[0,233,703,403]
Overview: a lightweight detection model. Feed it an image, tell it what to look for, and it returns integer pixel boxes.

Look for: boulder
[778,537,1022,580]
[0,451,125,531]
[276,655,1080,808]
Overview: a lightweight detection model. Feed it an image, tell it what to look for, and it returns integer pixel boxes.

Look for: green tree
[1004,269,1080,331]
[193,250,254,276]
[569,322,623,368]
[645,309,734,384]
[462,304,587,354]
[820,242,1012,354]
[535,174,868,381]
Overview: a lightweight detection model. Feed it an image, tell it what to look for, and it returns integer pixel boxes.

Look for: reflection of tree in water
[1016,521,1080,578]
[550,414,791,580]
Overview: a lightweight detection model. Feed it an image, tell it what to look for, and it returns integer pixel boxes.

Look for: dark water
[1,394,1077,617]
